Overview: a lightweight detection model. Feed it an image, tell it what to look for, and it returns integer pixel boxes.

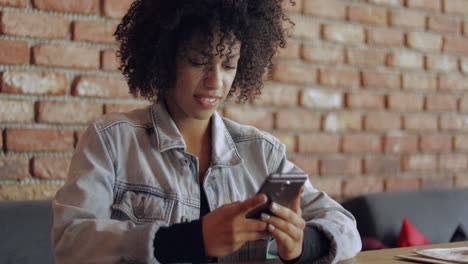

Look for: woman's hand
[202,194,270,257]
[261,189,306,261]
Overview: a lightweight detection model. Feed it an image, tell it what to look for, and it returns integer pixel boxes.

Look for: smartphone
[245,173,307,219]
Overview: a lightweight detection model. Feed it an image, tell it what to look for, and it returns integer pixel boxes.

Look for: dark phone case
[245,173,307,219]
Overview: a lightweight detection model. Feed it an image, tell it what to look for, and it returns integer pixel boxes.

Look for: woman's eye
[223,64,237,70]
[188,58,208,66]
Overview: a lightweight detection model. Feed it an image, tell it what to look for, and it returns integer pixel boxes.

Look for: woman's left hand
[260,189,306,261]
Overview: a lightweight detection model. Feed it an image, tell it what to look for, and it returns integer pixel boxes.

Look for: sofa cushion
[0,200,54,264]
[397,217,430,247]
[341,188,468,247]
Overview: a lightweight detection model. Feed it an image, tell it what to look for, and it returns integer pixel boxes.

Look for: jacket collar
[151,102,242,167]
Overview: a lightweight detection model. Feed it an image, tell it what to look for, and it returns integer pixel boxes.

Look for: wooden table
[224,241,468,264]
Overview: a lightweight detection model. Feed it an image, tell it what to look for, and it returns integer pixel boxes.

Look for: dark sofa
[342,188,468,248]
[0,200,54,264]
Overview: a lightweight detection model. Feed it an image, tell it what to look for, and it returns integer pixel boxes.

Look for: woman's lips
[194,95,221,108]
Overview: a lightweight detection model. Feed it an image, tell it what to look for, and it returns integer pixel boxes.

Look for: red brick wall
[1,0,468,200]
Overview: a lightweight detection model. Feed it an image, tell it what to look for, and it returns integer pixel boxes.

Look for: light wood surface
[222,241,468,264]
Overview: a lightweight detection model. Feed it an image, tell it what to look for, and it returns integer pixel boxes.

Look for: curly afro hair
[114,0,294,103]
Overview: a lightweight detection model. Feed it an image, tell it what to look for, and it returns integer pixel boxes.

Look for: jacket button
[180,157,190,167]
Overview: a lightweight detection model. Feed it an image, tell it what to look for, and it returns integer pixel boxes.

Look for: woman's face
[165,32,241,123]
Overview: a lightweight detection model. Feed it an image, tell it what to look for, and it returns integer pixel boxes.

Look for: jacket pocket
[111,190,174,225]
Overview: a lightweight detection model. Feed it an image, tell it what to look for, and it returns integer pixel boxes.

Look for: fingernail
[261,213,270,221]
[268,224,275,232]
[271,202,278,212]
[258,195,267,203]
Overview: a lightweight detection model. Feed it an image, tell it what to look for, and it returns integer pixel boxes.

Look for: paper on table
[415,247,468,263]
[395,253,461,264]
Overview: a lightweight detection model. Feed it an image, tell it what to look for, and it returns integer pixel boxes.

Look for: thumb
[238,194,268,214]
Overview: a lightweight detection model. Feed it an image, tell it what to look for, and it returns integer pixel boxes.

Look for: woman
[52,0,361,263]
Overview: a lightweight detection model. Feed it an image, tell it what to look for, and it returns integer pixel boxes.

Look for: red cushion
[397,217,431,247]
[361,237,388,251]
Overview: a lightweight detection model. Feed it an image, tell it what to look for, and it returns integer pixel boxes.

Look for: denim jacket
[52,103,361,264]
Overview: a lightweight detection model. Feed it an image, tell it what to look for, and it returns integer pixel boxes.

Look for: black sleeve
[280,226,330,264]
[153,219,212,263]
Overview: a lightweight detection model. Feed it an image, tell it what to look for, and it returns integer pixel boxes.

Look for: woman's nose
[204,65,223,90]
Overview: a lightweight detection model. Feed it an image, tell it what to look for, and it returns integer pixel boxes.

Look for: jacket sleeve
[51,122,159,264]
[272,146,362,264]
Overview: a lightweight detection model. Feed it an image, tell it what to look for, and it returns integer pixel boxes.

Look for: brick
[455,135,468,150]
[346,91,385,109]
[101,49,120,71]
[105,103,147,114]
[348,5,388,25]
[364,112,401,131]
[290,156,318,176]
[462,58,468,74]
[384,134,419,153]
[301,89,342,109]
[272,133,296,153]
[323,24,365,44]
[444,37,468,56]
[420,135,452,152]
[364,156,401,174]
[444,0,468,15]
[406,32,442,52]
[0,99,34,123]
[0,0,28,7]
[421,176,453,190]
[1,71,67,95]
[367,28,404,47]
[319,69,360,88]
[37,101,103,124]
[271,62,317,85]
[439,153,467,170]
[403,154,437,171]
[425,54,458,72]
[403,73,437,91]
[343,134,381,153]
[346,47,387,66]
[275,41,300,60]
[303,0,346,19]
[1,11,69,39]
[368,0,404,6]
[0,156,29,180]
[387,51,423,69]
[0,184,62,200]
[425,94,457,112]
[362,71,401,89]
[439,75,468,91]
[32,156,71,180]
[253,83,298,107]
[428,15,460,34]
[102,0,133,18]
[6,129,74,152]
[440,115,468,131]
[320,157,361,176]
[343,178,384,197]
[310,177,342,198]
[290,15,320,40]
[73,21,118,44]
[275,110,320,131]
[388,93,424,112]
[297,134,340,154]
[73,75,131,98]
[455,174,468,187]
[323,112,362,132]
[32,0,99,14]
[0,40,29,64]
[224,107,273,130]
[404,114,438,131]
[406,0,442,10]
[33,44,99,69]
[301,43,344,64]
[461,96,468,112]
[390,10,426,29]
[465,21,468,36]
[385,177,420,191]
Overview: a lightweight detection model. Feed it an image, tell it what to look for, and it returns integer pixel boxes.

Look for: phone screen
[245,173,307,219]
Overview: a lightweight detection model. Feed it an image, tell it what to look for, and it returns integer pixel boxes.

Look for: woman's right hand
[202,194,270,257]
